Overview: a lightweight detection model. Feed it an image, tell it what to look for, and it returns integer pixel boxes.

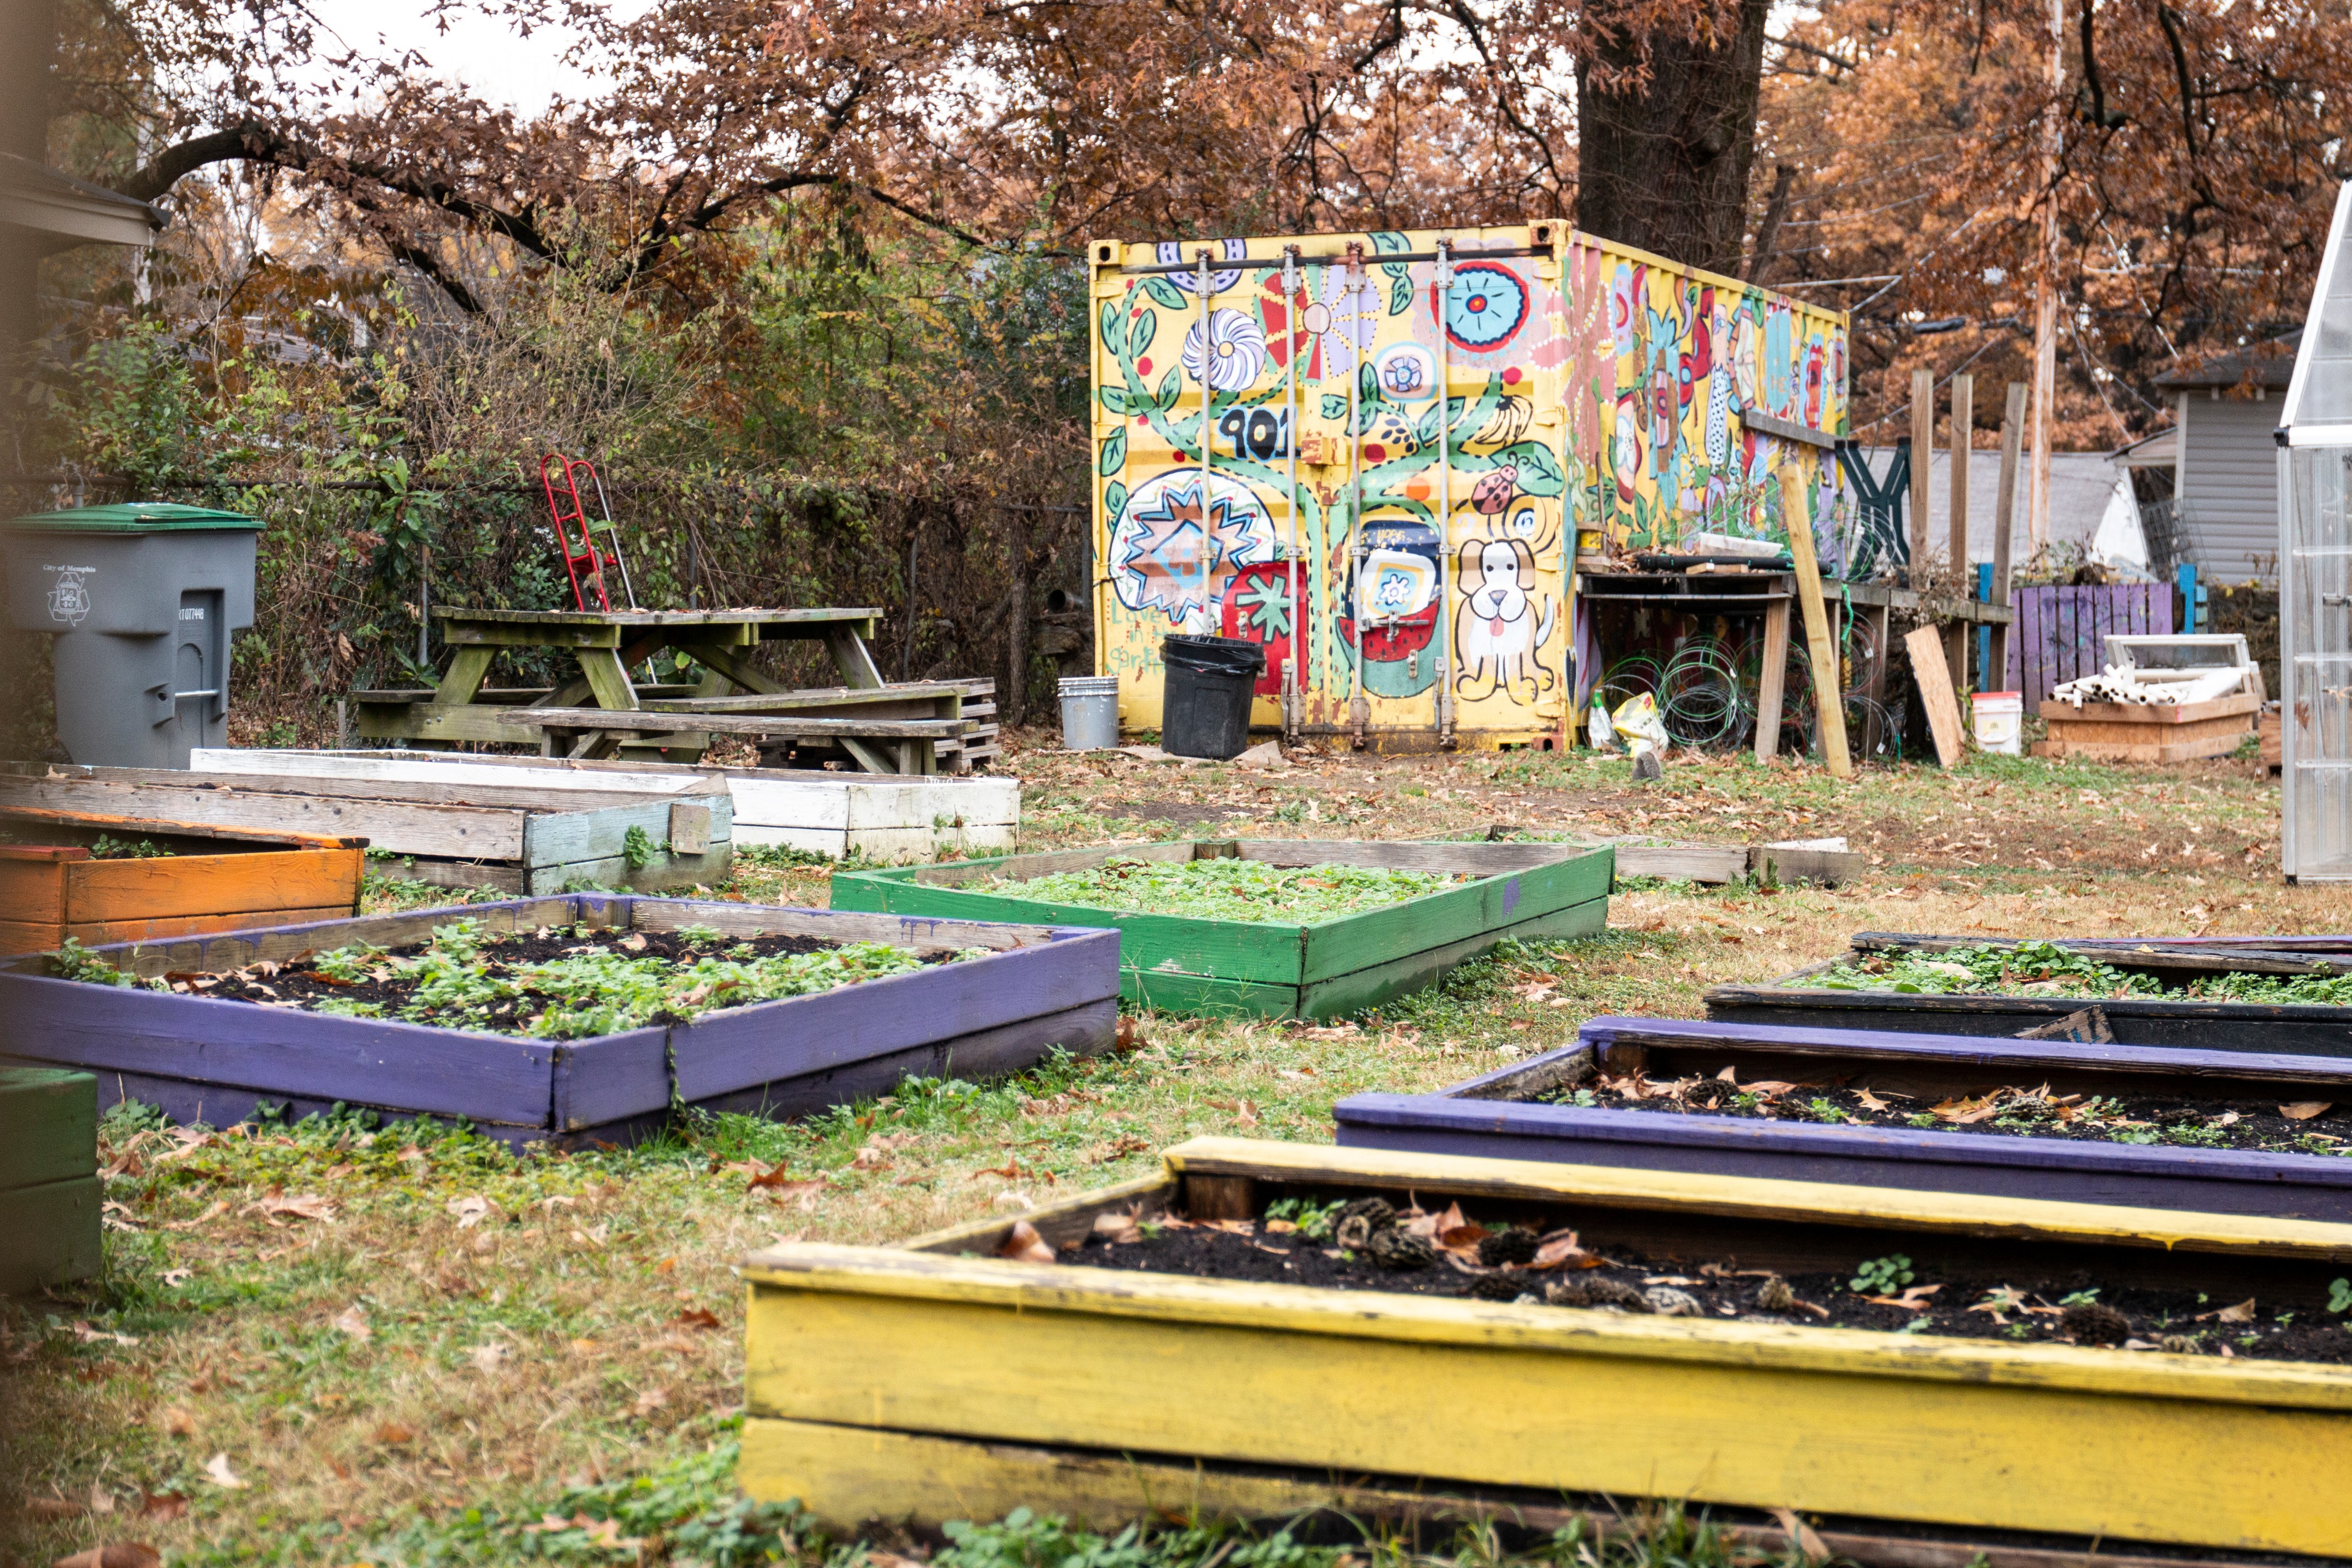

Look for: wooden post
[1943,372,1973,693]
[1906,625,1967,767]
[1908,369,1933,579]
[1989,383,2027,692]
[1779,466,1852,778]
[1753,596,1790,764]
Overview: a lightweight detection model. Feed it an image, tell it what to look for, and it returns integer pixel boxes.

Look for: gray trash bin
[0,503,260,768]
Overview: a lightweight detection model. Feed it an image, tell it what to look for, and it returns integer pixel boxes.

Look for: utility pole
[2026,0,2063,556]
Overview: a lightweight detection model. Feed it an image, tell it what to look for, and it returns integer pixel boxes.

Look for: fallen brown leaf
[1531,1230,1602,1271]
[746,1166,825,1208]
[332,1306,371,1343]
[632,1386,669,1417]
[136,1492,187,1522]
[2208,1298,2259,1323]
[1113,1015,1144,1053]
[373,1423,416,1445]
[996,1219,1057,1263]
[245,1192,335,1225]
[1768,1507,1829,1563]
[161,1199,228,1232]
[202,1453,247,1490]
[672,1308,723,1331]
[158,1405,196,1437]
[2281,1101,2334,1121]
[444,1196,497,1229]
[28,1496,83,1521]
[51,1543,161,1568]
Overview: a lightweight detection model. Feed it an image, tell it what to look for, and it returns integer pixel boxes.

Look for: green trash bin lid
[1,502,262,533]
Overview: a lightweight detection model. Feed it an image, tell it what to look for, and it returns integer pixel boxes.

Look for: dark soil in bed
[1064,1199,2352,1364]
[1542,1069,2352,1158]
[68,922,959,1039]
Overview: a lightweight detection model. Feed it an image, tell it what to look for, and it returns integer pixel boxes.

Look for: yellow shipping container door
[1088,226,1847,751]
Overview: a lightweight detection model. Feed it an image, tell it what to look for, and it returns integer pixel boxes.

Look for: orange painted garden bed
[0,805,365,954]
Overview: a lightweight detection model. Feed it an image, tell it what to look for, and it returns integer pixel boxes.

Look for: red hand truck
[539,453,637,611]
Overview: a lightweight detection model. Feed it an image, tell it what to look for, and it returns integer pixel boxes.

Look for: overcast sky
[303,0,606,115]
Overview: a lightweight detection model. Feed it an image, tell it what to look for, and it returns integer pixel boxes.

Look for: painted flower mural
[1182,307,1269,393]
[1110,470,1277,629]
[1154,238,1247,293]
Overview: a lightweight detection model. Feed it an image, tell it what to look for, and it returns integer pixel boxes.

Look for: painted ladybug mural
[1472,464,1518,514]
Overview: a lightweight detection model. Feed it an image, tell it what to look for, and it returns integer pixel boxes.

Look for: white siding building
[2154,337,2294,585]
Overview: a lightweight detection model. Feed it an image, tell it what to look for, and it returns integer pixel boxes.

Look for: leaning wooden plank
[1606,842,1750,884]
[1905,626,1967,766]
[520,796,736,871]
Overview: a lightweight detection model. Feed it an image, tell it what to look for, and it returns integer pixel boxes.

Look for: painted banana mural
[1089,223,1849,748]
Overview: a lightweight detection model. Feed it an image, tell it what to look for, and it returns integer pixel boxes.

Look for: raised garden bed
[0,805,363,954]
[1337,1015,2352,1220]
[0,895,1117,1144]
[0,763,733,894]
[828,840,1612,1018]
[0,1066,98,1295]
[740,1136,2352,1561]
[193,749,1020,864]
[1708,932,2352,1054]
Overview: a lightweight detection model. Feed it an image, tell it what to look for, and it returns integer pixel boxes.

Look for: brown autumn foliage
[1763,0,2352,444]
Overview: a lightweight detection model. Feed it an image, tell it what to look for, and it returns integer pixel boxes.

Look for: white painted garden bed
[192,750,1018,864]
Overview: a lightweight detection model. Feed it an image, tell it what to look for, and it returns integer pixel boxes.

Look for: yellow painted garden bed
[740,1139,2352,1562]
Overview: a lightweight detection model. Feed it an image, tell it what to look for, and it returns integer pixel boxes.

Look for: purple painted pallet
[1334,1015,2352,1220]
[0,895,1120,1145]
[2004,583,2173,708]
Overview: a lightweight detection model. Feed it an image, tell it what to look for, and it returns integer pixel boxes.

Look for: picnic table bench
[349,608,997,774]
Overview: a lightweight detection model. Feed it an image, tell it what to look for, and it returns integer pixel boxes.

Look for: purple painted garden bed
[0,894,1120,1145]
[1335,1015,2352,1220]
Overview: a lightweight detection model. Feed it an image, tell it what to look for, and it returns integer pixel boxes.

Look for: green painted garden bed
[827,839,1612,1019]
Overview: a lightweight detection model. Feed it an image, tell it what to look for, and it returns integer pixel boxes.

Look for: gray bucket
[1058,675,1121,750]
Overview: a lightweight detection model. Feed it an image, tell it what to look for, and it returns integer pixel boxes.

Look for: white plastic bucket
[1058,676,1121,751]
[1974,690,2023,755]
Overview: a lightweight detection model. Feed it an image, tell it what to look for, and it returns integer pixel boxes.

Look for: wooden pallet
[740,1137,2352,1560]
[0,765,733,894]
[1338,1014,2352,1220]
[0,1066,98,1295]
[830,839,1612,1019]
[0,895,1118,1145]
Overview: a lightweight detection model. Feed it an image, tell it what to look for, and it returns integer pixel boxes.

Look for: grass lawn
[2,735,2333,1567]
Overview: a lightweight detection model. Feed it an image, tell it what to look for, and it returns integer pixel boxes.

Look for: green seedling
[88,834,172,860]
[1264,1196,1346,1240]
[2059,1289,2100,1307]
[1849,1253,1915,1294]
[2329,1278,2352,1315]
[987,855,1466,924]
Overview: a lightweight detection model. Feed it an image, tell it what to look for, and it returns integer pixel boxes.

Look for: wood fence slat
[2021,587,2046,706]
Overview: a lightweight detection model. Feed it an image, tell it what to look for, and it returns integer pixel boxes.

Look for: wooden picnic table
[349,608,987,774]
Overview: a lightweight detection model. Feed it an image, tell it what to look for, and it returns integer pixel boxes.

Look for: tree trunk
[1574,0,1772,276]
[1004,505,1030,728]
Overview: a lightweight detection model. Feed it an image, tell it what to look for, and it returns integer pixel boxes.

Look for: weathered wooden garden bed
[1708,931,2352,1054]
[1337,1015,2352,1220]
[740,1137,2352,1562]
[0,763,733,893]
[0,895,1117,1144]
[828,840,1611,1018]
[193,748,1020,864]
[0,1066,98,1296]
[0,805,363,953]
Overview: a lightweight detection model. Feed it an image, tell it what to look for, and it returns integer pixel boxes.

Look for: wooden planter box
[193,749,1020,864]
[0,895,1118,1145]
[828,840,1612,1019]
[1709,932,2352,1055]
[0,763,733,894]
[740,1137,2352,1562]
[0,1066,99,1295]
[1337,1015,2352,1221]
[2032,691,2257,764]
[0,805,364,954]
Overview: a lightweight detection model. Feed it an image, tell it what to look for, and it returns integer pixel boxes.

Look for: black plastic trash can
[1160,634,1264,760]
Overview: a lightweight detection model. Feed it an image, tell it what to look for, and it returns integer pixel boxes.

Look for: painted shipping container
[1088,223,1850,748]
